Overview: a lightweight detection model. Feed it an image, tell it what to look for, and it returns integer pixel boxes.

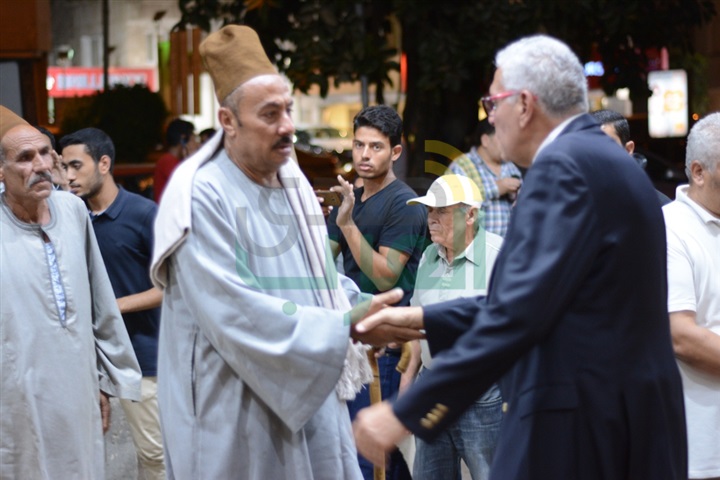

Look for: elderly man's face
[427,204,470,252]
[0,125,54,204]
[224,75,295,176]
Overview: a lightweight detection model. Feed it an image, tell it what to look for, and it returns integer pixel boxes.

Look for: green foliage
[176,0,398,101]
[676,50,709,115]
[60,85,167,163]
[175,0,716,107]
[174,0,717,174]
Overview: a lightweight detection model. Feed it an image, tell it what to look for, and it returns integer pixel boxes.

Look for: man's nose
[33,154,52,172]
[279,111,294,136]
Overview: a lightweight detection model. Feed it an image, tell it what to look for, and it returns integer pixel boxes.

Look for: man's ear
[624,140,635,155]
[98,155,112,175]
[689,160,705,185]
[480,133,491,149]
[466,206,478,225]
[218,107,238,136]
[391,144,403,161]
[518,90,535,128]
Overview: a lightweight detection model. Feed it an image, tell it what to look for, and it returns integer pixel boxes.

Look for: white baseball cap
[407,174,484,208]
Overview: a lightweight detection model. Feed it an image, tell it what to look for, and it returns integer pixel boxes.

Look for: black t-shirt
[327,179,428,306]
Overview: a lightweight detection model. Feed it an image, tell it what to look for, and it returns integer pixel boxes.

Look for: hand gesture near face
[333,174,356,228]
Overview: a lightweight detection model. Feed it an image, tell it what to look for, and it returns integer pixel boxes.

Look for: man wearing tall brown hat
[0,105,142,477]
[150,25,416,479]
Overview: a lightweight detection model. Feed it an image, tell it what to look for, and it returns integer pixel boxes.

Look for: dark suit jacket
[394,114,687,479]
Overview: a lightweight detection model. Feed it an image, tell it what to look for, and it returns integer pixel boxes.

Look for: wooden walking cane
[367,349,385,480]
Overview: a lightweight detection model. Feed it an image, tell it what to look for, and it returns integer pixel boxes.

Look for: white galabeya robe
[152,143,365,479]
[0,191,141,479]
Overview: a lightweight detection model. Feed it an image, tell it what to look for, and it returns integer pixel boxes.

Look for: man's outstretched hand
[347,288,425,346]
[353,401,410,467]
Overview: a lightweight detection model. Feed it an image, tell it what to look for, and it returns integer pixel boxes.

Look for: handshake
[345,288,425,346]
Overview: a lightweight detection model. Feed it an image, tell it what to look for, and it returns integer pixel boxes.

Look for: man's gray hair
[221,84,245,123]
[685,112,720,180]
[496,35,588,118]
[454,204,482,235]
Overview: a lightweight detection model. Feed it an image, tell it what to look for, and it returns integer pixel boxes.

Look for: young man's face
[351,126,401,181]
[61,144,104,200]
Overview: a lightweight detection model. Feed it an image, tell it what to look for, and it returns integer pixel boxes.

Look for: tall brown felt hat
[0,105,29,141]
[200,25,278,103]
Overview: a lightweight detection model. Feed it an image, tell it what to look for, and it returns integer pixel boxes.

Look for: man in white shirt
[664,112,720,480]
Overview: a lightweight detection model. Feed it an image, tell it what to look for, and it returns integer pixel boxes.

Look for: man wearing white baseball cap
[404,174,504,480]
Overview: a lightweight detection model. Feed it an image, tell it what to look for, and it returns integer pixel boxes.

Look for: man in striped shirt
[447,119,522,237]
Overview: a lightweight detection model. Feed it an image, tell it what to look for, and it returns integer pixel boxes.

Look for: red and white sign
[47,67,158,98]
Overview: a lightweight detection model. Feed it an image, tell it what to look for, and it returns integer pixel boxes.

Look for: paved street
[104,397,472,479]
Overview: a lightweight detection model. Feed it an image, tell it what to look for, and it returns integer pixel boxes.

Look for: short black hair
[591,109,631,145]
[470,118,495,147]
[166,119,195,147]
[59,127,116,170]
[34,126,57,150]
[199,128,216,141]
[353,105,403,147]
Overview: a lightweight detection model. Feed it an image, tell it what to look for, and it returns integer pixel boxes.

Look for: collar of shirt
[674,184,720,226]
[89,186,127,220]
[532,113,583,164]
[468,147,485,169]
[434,232,485,268]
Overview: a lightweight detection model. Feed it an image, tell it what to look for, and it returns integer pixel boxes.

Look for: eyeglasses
[481,90,521,115]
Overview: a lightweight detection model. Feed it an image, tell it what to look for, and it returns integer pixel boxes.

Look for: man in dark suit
[352,34,687,479]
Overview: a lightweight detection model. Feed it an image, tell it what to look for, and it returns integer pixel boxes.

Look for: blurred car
[294,145,354,188]
[295,126,353,156]
[293,126,354,188]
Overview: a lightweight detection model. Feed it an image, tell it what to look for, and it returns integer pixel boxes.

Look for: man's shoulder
[156,152,179,167]
[121,188,157,211]
[663,197,705,232]
[387,181,427,223]
[51,190,86,215]
[662,199,685,217]
[544,115,605,152]
[111,189,157,226]
[385,180,423,206]
[421,242,441,259]
[381,179,412,194]
[484,230,504,251]
[365,180,420,213]
[192,150,233,186]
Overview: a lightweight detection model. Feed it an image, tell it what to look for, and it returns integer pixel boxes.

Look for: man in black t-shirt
[327,105,427,480]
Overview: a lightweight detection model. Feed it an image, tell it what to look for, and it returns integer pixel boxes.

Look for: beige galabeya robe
[0,191,141,478]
